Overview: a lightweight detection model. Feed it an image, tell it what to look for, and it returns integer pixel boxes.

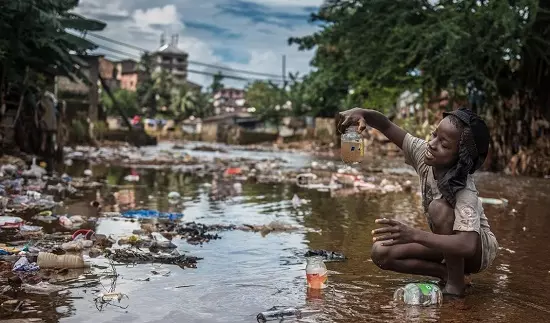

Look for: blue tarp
[121,209,184,221]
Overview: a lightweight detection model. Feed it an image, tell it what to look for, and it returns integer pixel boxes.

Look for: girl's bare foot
[438,275,472,288]
[442,283,466,298]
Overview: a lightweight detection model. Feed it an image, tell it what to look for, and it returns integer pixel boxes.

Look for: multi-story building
[109,34,192,93]
[151,34,188,85]
[213,88,248,115]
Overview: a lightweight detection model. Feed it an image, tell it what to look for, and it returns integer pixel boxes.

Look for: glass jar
[305,256,328,289]
[340,127,364,164]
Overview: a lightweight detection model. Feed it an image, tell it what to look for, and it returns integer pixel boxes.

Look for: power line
[96,45,140,60]
[86,32,286,79]
[95,44,283,83]
[96,52,128,62]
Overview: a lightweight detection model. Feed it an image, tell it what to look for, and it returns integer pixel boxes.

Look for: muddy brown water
[3,147,550,323]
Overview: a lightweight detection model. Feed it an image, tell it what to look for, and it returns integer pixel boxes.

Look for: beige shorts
[479,229,498,272]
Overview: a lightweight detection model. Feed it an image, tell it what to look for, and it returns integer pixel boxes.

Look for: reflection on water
[32,163,550,323]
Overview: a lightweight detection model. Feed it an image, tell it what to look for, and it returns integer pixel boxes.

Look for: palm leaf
[60,13,107,31]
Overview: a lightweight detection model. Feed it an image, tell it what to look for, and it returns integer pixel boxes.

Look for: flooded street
[3,145,549,323]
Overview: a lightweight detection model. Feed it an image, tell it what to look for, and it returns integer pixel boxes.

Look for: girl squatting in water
[338,107,498,297]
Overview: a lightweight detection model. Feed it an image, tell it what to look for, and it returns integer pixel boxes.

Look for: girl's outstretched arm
[337,108,407,149]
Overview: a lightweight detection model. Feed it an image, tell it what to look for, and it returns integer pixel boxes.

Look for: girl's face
[424,117,461,169]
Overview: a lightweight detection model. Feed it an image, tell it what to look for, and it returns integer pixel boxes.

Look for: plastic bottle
[341,127,364,164]
[37,252,89,269]
[256,308,302,323]
[306,256,328,289]
[393,283,442,306]
[151,232,177,249]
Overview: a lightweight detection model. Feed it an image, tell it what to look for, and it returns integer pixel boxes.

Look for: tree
[136,52,155,115]
[101,89,139,117]
[245,81,289,130]
[210,72,225,93]
[152,70,173,109]
[290,0,550,172]
[170,85,197,119]
[0,0,106,154]
[0,1,106,89]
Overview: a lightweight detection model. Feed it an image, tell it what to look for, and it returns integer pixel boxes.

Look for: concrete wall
[314,117,337,144]
[233,129,278,145]
[119,73,139,92]
[201,123,218,142]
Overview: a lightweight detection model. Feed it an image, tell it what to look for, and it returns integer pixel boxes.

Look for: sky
[73,0,324,89]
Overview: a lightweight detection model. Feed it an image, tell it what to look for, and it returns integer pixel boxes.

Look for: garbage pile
[64,145,200,167]
[0,157,105,220]
[64,142,417,198]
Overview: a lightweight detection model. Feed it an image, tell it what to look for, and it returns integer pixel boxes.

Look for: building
[98,57,120,90]
[109,35,193,93]
[186,80,202,92]
[201,112,263,143]
[151,34,188,85]
[116,59,140,92]
[213,88,248,115]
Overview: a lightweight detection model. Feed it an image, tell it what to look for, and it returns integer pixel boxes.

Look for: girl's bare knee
[428,199,455,234]
[371,241,392,269]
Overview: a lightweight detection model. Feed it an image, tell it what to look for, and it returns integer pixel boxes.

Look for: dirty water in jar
[341,127,364,165]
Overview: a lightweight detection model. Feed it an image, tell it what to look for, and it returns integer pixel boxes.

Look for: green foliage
[136,52,155,113]
[101,88,139,117]
[0,0,106,85]
[170,85,211,120]
[70,118,88,143]
[136,53,215,120]
[245,81,289,127]
[290,0,550,111]
[210,72,225,93]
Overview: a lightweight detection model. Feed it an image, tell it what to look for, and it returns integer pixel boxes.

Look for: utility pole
[282,54,286,83]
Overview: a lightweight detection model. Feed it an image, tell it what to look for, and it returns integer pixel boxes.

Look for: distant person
[338,107,498,298]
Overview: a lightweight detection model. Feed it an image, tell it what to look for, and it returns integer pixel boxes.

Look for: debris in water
[304,249,346,262]
[240,221,300,237]
[94,292,129,312]
[105,248,201,269]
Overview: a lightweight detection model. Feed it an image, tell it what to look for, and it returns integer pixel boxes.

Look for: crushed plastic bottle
[151,232,177,249]
[256,307,302,322]
[393,283,442,306]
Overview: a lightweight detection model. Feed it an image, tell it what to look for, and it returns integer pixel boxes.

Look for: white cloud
[133,5,180,26]
[245,0,324,7]
[74,0,320,88]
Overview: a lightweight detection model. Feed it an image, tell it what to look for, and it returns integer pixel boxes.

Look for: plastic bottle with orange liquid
[306,256,328,289]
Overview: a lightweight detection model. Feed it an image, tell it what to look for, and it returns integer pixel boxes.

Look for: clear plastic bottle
[306,256,328,289]
[341,127,364,164]
[393,283,442,306]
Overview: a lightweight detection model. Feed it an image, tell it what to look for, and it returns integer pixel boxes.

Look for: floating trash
[480,197,509,207]
[121,209,184,220]
[304,249,346,262]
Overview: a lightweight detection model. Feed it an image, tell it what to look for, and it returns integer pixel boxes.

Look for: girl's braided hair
[436,115,477,207]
